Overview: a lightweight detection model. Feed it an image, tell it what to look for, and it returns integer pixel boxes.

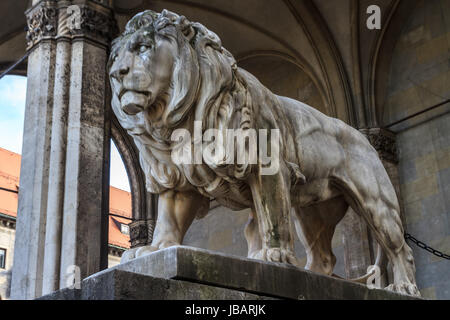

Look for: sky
[0,75,130,192]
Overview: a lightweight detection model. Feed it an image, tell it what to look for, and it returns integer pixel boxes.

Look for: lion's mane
[109,10,299,210]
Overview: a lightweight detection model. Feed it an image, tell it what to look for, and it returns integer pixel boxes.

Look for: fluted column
[41,0,73,295]
[10,0,58,300]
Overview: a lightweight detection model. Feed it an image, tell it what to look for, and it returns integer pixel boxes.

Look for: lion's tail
[333,243,386,284]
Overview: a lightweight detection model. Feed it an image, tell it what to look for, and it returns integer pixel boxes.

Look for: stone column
[41,1,72,295]
[10,0,58,300]
[129,192,156,248]
[129,217,155,248]
[10,0,117,299]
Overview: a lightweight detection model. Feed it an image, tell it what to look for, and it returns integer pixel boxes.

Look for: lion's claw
[135,245,159,257]
[120,247,138,263]
[385,282,421,297]
[250,248,300,267]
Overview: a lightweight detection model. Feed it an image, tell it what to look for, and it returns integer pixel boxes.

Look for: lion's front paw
[250,248,300,266]
[120,247,139,263]
[385,282,421,297]
[135,245,159,258]
[120,246,158,263]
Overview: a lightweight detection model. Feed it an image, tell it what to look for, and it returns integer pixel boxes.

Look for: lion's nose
[111,65,130,80]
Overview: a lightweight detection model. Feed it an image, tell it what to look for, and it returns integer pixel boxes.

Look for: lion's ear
[177,15,196,42]
[158,10,195,42]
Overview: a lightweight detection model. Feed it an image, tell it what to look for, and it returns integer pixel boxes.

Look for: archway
[111,116,156,250]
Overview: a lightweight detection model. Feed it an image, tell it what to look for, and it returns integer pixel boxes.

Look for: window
[0,248,6,269]
[121,224,130,235]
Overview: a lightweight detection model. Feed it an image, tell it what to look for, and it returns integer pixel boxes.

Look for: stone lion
[108,10,419,296]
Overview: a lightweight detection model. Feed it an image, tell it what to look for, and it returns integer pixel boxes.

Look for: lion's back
[278,95,374,152]
[277,95,382,178]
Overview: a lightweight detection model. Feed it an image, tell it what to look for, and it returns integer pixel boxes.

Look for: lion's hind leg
[332,163,420,296]
[293,197,347,276]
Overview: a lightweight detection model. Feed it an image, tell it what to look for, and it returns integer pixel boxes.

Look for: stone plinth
[39,246,419,300]
[39,269,271,300]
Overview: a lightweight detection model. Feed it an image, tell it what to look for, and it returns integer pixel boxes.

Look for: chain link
[405,233,450,260]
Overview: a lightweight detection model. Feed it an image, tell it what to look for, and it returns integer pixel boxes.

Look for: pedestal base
[39,246,419,300]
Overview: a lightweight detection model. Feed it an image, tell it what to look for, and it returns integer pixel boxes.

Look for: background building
[0,0,448,299]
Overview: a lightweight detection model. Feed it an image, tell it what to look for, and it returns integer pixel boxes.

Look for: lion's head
[108,9,237,136]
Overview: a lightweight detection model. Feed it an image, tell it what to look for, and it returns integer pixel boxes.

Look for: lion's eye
[139,45,150,53]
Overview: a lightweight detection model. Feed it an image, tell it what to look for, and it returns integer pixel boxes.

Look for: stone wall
[382,0,450,299]
[396,115,450,299]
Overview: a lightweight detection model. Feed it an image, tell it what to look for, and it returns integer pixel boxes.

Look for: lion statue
[108,10,419,296]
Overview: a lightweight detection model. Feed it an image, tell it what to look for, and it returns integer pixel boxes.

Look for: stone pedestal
[39,246,419,300]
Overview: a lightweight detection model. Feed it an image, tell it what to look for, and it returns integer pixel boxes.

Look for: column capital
[68,3,119,46]
[25,1,58,50]
[25,0,118,51]
[359,127,398,163]
[129,219,155,248]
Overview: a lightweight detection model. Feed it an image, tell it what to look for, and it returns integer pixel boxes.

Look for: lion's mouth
[118,89,150,100]
[120,89,152,115]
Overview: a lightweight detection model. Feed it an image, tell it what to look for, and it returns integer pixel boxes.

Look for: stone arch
[370,0,420,127]
[111,116,156,248]
[283,0,355,125]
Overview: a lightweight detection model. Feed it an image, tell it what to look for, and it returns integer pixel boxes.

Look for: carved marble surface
[26,3,57,49]
[25,1,117,50]
[108,10,420,296]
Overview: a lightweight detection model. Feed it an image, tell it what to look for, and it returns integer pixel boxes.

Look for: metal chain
[405,233,450,260]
